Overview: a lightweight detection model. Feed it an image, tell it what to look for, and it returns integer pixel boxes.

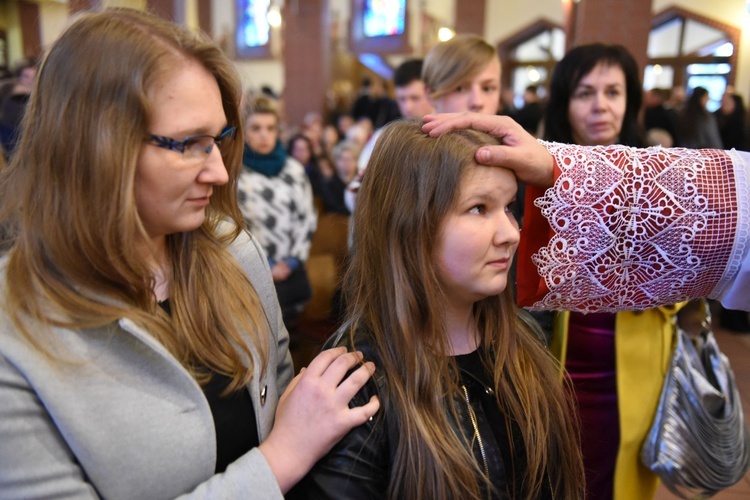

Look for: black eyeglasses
[146,126,237,161]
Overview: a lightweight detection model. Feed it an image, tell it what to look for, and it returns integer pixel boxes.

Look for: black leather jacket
[288,329,552,500]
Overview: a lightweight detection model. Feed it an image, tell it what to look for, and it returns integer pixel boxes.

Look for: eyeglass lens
[184,128,234,159]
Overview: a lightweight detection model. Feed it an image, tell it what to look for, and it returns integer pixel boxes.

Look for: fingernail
[478,148,490,162]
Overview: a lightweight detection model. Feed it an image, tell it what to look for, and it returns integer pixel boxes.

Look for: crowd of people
[1,6,750,500]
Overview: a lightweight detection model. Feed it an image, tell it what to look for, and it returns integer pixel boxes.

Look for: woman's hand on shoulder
[258,346,379,493]
[422,112,555,187]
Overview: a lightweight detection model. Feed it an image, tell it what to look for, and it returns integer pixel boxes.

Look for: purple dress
[565,311,619,500]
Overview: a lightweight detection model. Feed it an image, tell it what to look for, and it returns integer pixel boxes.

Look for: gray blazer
[0,230,294,499]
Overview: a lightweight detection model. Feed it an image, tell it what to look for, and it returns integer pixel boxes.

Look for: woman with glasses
[0,8,378,498]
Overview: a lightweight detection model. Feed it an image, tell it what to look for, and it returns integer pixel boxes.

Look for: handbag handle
[674,298,712,340]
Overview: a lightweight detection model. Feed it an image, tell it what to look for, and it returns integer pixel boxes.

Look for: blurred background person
[335,114,354,142]
[0,57,36,161]
[498,87,518,116]
[422,34,501,115]
[238,97,317,330]
[643,87,678,146]
[514,84,545,136]
[715,88,746,150]
[343,118,371,152]
[677,86,723,149]
[301,111,325,156]
[321,123,341,159]
[667,85,687,112]
[321,141,359,216]
[356,59,434,173]
[645,127,674,147]
[713,88,749,333]
[350,77,399,130]
[288,133,327,198]
[392,59,435,120]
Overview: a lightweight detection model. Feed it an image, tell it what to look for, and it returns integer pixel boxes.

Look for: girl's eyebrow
[459,185,516,205]
[460,191,494,203]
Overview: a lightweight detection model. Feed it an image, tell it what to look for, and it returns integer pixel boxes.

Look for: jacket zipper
[461,384,490,491]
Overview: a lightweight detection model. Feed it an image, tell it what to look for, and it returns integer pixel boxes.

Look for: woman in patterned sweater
[238,97,317,325]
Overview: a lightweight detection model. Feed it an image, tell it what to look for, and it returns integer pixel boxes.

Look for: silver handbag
[641,306,750,498]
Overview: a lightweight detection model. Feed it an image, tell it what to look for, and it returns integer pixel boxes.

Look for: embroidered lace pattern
[530,143,738,312]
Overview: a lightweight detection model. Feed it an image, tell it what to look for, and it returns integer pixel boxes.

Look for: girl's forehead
[460,163,516,189]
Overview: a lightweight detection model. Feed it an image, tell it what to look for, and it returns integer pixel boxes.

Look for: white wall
[484,0,564,45]
[38,1,69,50]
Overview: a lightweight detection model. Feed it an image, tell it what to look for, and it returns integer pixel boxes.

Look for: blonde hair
[331,140,360,161]
[0,8,269,391]
[345,120,583,499]
[422,34,499,101]
[243,95,279,124]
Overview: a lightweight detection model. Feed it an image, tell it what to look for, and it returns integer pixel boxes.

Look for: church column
[565,0,653,74]
[282,0,330,127]
[454,0,486,36]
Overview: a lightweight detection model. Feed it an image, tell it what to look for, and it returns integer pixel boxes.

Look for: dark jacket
[320,174,351,216]
[514,101,544,136]
[289,327,551,500]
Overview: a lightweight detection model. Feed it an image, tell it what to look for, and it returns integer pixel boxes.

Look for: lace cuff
[517,142,738,312]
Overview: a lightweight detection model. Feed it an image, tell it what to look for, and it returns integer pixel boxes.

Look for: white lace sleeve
[712,149,750,309]
[527,142,741,313]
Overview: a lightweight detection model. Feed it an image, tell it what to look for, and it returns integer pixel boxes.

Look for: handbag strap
[674,298,712,343]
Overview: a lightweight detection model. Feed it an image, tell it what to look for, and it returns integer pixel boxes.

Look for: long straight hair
[544,43,644,147]
[0,8,268,390]
[677,86,715,147]
[345,120,583,499]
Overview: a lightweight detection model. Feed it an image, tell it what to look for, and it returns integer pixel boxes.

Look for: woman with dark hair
[715,90,746,151]
[0,9,378,498]
[713,90,749,332]
[543,43,643,147]
[677,86,723,149]
[542,43,677,500]
[288,133,326,197]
